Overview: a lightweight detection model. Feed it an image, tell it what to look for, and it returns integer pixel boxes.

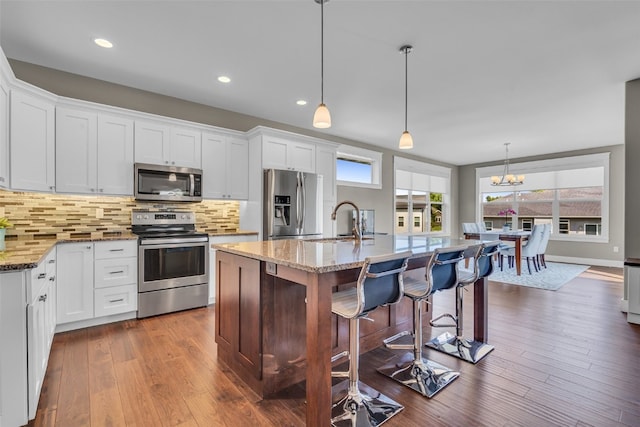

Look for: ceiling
[2,1,640,166]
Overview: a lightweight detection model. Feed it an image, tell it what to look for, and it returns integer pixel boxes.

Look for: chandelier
[491,143,524,186]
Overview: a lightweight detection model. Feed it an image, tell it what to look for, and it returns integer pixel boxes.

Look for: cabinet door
[10,91,55,192]
[201,132,227,199]
[55,107,98,194]
[316,145,336,201]
[27,288,47,420]
[289,141,315,173]
[97,114,134,195]
[262,137,290,170]
[0,79,9,188]
[170,127,201,168]
[227,137,249,199]
[134,120,170,165]
[56,243,94,324]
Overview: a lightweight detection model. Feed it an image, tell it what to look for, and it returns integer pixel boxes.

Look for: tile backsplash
[0,189,240,240]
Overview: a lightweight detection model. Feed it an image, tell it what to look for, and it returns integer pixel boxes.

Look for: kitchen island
[213,235,489,426]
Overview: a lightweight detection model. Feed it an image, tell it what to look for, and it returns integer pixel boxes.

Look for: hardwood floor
[30,266,640,427]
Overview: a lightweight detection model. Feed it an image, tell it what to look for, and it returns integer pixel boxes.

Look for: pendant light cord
[404,47,408,132]
[320,0,324,104]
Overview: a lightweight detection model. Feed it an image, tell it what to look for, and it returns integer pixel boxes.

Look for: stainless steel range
[132,210,209,318]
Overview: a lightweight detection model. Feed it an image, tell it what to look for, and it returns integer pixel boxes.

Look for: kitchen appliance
[263,169,323,239]
[134,163,202,202]
[132,209,209,318]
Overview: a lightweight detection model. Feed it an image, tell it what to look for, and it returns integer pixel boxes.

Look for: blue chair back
[476,241,501,279]
[359,251,412,314]
[426,247,466,293]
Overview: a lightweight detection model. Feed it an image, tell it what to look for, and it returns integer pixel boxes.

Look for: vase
[0,228,5,251]
[502,224,510,232]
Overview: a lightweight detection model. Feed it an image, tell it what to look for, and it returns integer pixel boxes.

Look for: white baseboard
[545,255,624,268]
[628,312,640,325]
[55,311,137,333]
[620,298,629,313]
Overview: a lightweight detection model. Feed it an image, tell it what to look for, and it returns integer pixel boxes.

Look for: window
[395,157,451,235]
[484,220,493,230]
[476,153,609,242]
[336,145,382,189]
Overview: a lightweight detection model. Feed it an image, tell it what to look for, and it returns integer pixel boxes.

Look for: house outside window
[394,157,451,235]
[476,153,609,242]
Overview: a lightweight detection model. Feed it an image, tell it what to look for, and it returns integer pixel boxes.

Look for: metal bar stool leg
[331,316,403,426]
[426,243,498,364]
[378,297,460,398]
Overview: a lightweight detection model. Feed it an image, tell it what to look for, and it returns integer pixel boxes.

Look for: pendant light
[491,143,525,186]
[313,0,331,128]
[399,45,413,149]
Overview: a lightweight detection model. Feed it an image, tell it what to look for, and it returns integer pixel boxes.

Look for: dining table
[463,230,531,275]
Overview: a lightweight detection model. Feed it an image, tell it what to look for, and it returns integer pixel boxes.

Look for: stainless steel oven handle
[139,237,209,246]
[190,174,195,197]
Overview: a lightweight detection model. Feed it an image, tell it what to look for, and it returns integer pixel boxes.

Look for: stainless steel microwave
[134,163,202,202]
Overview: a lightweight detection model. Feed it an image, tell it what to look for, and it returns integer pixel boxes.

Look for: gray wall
[458,144,625,263]
[625,79,640,259]
[9,59,457,237]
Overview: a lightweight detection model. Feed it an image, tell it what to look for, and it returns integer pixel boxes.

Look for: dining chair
[536,223,551,268]
[504,224,544,274]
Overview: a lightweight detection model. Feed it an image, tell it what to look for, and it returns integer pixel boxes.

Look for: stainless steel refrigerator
[264,169,323,239]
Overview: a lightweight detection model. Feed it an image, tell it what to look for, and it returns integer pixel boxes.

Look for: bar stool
[378,246,466,398]
[426,241,501,364]
[330,250,413,427]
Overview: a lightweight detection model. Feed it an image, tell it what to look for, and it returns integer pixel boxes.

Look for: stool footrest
[425,331,494,364]
[383,330,414,350]
[331,350,349,364]
[377,352,460,398]
[429,312,457,328]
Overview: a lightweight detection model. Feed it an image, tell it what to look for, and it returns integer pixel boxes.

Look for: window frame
[394,156,451,236]
[476,152,609,243]
[336,145,383,189]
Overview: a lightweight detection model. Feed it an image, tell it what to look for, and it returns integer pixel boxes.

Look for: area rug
[486,262,590,291]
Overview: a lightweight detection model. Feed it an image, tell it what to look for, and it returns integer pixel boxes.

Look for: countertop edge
[214,245,365,273]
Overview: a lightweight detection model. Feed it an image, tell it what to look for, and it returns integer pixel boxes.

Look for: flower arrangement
[498,208,517,216]
[0,217,12,228]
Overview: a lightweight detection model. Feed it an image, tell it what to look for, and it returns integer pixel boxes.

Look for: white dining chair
[536,223,551,268]
[504,224,544,274]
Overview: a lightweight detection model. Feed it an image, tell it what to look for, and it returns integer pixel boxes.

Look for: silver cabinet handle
[109,270,124,274]
[38,294,47,302]
[99,189,104,193]
[86,245,92,249]
[37,273,46,279]
[49,276,55,281]
[109,298,124,303]
[48,259,55,264]
[109,248,124,252]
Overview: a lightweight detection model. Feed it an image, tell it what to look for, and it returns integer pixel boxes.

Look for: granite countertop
[213,235,473,273]
[0,232,138,271]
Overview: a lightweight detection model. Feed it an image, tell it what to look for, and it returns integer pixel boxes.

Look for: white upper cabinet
[97,115,134,195]
[56,107,134,195]
[134,120,201,169]
[202,131,249,200]
[10,90,56,192]
[262,136,315,173]
[0,77,9,188]
[55,107,98,193]
[316,144,337,202]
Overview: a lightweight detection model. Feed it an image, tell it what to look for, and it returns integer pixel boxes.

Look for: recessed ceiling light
[94,38,113,48]
[296,100,307,106]
[217,76,231,83]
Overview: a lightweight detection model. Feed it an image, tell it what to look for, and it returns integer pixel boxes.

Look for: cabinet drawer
[94,240,137,259]
[94,257,137,288]
[94,284,137,317]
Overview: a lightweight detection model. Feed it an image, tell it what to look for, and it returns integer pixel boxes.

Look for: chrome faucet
[331,200,361,241]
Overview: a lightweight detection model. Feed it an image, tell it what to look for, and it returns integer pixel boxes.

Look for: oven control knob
[144,215,149,219]
[136,215,142,219]
[182,214,188,220]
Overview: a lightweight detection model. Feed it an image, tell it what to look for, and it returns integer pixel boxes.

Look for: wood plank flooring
[29,266,640,427]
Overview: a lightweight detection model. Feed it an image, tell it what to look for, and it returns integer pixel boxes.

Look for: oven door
[138,238,209,292]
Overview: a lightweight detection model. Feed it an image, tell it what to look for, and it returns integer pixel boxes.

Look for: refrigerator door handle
[266,170,275,238]
[300,172,306,233]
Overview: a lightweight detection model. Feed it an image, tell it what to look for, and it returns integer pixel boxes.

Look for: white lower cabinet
[57,240,137,330]
[209,234,258,303]
[25,249,56,421]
